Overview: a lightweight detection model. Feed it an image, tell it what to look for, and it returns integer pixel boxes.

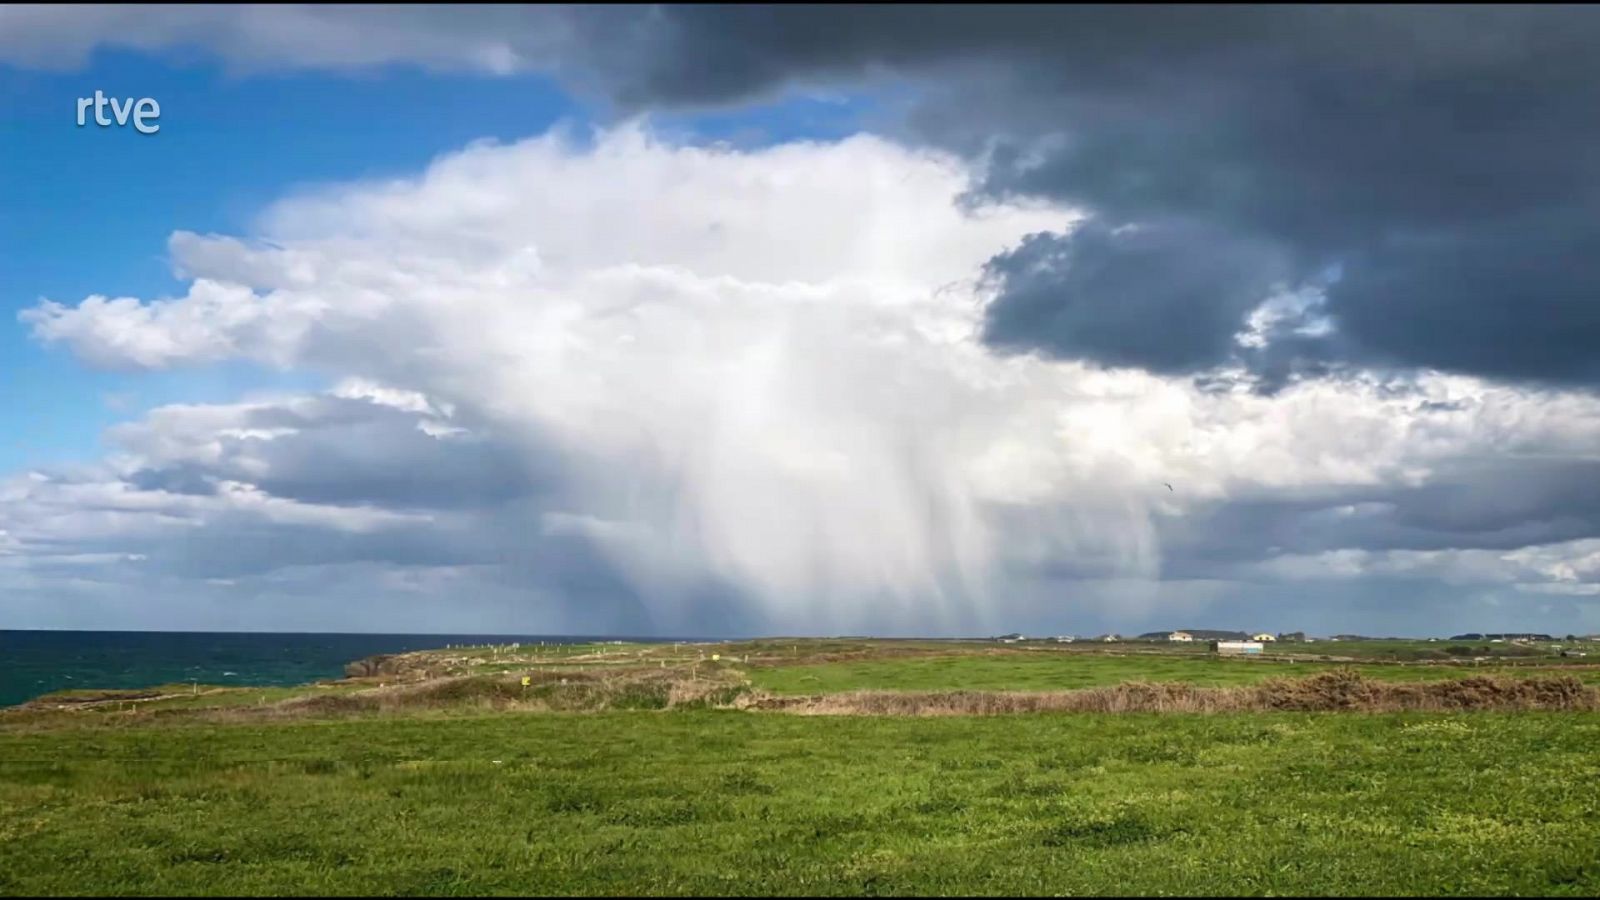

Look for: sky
[2,5,1600,638]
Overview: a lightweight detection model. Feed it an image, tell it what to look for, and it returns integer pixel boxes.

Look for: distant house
[1145,629,1250,642]
[1098,633,1121,642]
[1053,635,1077,643]
[995,633,1024,643]
[1168,631,1194,642]
[1251,633,1277,642]
[1212,640,1264,656]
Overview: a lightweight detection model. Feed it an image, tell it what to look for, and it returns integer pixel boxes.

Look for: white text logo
[76,91,160,134]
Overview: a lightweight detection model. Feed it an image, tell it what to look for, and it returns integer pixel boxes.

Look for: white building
[1168,631,1194,642]
[1252,633,1277,642]
[1214,640,1265,656]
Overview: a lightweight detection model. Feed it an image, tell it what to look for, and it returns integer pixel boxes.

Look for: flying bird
[1164,483,1173,491]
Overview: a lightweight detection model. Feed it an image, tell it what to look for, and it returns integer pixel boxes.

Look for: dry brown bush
[19,666,1591,728]
[761,670,1600,716]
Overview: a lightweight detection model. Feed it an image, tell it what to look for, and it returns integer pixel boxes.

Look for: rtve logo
[76,91,161,134]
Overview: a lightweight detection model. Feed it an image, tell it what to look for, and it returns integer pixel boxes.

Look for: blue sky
[0,47,879,473]
[1,51,579,471]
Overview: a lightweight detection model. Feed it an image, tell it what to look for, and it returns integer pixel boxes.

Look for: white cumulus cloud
[14,126,1600,634]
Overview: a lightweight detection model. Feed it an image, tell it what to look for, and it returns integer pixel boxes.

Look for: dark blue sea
[0,631,676,707]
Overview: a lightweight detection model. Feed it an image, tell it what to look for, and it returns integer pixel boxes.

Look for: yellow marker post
[711,653,721,662]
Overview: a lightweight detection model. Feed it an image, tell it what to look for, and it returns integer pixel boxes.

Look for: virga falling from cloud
[19,126,1600,634]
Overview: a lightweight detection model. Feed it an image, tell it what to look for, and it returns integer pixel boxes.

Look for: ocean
[0,630,668,707]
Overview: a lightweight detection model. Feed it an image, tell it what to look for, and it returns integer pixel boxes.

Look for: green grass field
[745,649,1600,695]
[4,711,1600,896]
[5,639,1600,896]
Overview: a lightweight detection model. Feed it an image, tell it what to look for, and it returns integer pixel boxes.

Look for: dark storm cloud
[1331,214,1600,384]
[980,219,1290,373]
[11,6,1598,381]
[555,5,1600,386]
[1157,457,1600,581]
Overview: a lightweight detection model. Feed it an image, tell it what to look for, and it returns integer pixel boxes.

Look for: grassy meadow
[4,638,1600,896]
[742,648,1600,695]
